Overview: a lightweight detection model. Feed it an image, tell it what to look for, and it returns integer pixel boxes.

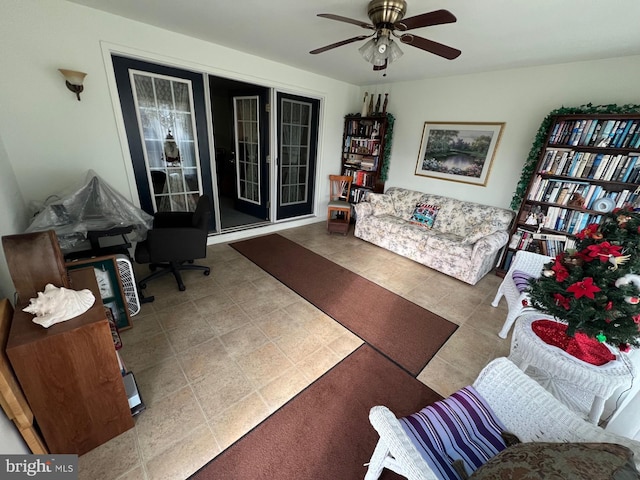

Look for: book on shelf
[575,152,593,178]
[614,121,633,148]
[621,155,639,182]
[581,120,599,146]
[622,121,639,148]
[588,122,603,146]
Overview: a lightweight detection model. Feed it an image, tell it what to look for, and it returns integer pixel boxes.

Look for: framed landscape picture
[415,122,505,186]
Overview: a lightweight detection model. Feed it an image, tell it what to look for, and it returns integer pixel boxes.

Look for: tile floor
[77,222,513,480]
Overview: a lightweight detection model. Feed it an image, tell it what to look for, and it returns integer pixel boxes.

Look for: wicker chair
[364,357,640,480]
[491,250,552,338]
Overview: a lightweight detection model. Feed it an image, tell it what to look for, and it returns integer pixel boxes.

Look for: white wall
[363,56,640,209]
[0,135,28,301]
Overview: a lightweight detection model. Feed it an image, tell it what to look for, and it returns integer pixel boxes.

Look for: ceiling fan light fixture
[387,38,404,64]
[358,37,378,63]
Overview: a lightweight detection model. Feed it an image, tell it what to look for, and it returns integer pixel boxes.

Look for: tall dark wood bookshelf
[340,114,393,203]
[500,113,640,273]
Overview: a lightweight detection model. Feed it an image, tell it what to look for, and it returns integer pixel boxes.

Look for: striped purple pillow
[512,270,534,293]
[399,386,507,480]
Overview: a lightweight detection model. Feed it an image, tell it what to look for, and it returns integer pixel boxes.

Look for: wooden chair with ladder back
[327,175,353,235]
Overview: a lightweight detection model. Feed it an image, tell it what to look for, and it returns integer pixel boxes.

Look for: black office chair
[135,195,211,293]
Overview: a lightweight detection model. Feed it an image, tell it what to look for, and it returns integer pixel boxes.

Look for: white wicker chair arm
[367,406,439,480]
[474,358,640,470]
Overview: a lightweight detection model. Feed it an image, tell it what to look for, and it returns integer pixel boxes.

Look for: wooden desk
[6,268,134,454]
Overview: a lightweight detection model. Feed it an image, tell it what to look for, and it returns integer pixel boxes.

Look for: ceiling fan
[309,0,461,72]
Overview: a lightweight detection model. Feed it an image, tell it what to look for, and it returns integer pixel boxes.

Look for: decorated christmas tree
[528,207,640,350]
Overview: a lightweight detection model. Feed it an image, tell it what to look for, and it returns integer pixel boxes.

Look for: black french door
[112,55,215,229]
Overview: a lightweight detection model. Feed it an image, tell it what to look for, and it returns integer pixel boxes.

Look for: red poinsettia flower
[583,242,623,262]
[553,293,570,310]
[566,277,601,299]
[551,256,569,282]
[575,223,599,240]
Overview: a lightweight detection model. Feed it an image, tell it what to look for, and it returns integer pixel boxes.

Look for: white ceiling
[68,0,640,86]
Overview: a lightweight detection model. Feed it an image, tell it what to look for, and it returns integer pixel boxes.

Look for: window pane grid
[280,99,312,206]
[234,96,260,204]
[131,70,202,213]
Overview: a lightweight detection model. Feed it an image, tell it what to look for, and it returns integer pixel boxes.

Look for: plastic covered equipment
[25,170,153,251]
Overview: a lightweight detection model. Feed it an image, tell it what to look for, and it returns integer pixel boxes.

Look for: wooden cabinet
[500,114,640,272]
[6,268,134,455]
[341,114,394,203]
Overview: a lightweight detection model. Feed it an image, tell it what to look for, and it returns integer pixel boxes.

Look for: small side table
[509,313,635,424]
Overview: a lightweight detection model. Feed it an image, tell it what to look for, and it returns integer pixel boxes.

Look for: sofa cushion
[468,442,638,479]
[409,203,440,229]
[386,188,428,220]
[461,221,504,245]
[427,233,473,259]
[367,192,395,216]
[399,386,508,480]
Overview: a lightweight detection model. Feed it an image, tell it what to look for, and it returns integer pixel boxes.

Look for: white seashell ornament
[22,283,95,328]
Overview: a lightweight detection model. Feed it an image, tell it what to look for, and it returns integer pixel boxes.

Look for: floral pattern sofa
[354,187,515,285]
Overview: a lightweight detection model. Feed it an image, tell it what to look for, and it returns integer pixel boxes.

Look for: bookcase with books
[501,113,640,272]
[341,114,393,203]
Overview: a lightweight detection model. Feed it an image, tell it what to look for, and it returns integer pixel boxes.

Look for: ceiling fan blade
[395,9,457,31]
[400,34,461,60]
[309,35,371,55]
[317,13,374,30]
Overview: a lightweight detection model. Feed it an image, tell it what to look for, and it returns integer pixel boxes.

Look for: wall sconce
[58,69,87,101]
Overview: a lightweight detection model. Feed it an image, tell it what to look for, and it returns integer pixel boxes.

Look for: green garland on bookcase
[511,103,640,210]
[381,112,395,182]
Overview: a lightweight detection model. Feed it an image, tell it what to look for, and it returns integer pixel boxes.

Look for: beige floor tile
[192,289,237,315]
[209,393,271,450]
[302,313,347,343]
[78,428,140,480]
[253,308,298,339]
[259,367,310,411]
[135,386,207,460]
[119,331,174,372]
[327,331,364,359]
[205,304,252,336]
[296,346,342,382]
[145,425,220,480]
[235,342,296,388]
[178,337,235,381]
[116,466,147,480]
[119,313,163,346]
[417,355,477,397]
[164,317,218,353]
[219,323,269,357]
[134,358,189,406]
[190,362,254,419]
[274,326,325,363]
[237,292,283,318]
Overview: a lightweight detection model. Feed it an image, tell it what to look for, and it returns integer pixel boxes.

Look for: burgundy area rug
[230,233,457,375]
[191,345,442,480]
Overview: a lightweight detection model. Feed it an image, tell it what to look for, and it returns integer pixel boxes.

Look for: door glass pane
[234,96,260,205]
[280,99,312,206]
[130,70,202,213]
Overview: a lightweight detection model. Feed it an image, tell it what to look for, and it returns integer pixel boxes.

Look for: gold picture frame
[415,122,505,186]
